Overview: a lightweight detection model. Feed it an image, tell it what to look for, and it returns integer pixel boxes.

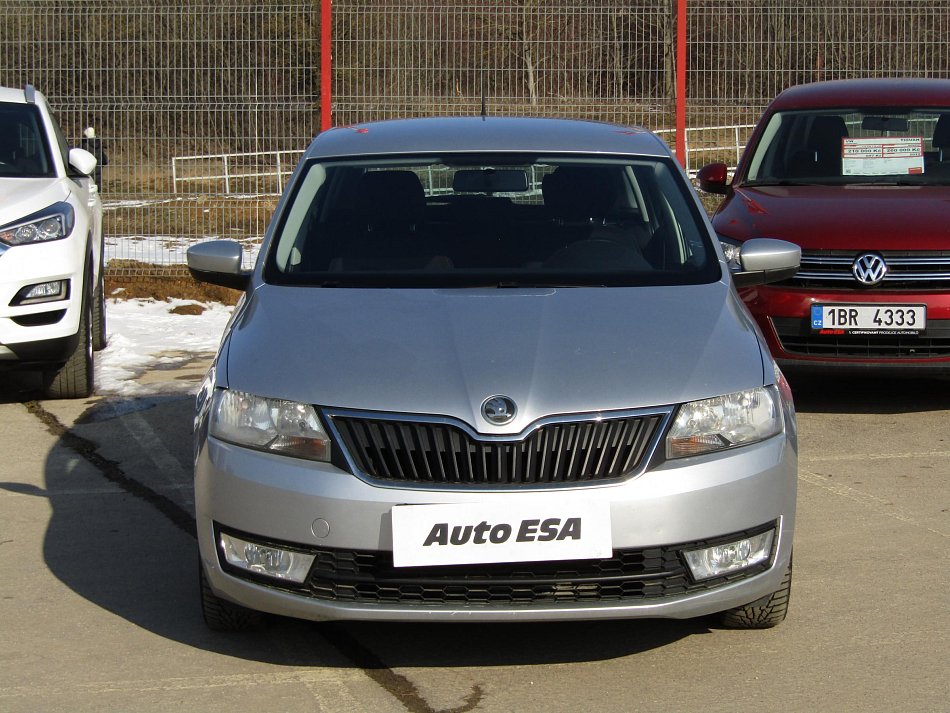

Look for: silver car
[188,117,801,630]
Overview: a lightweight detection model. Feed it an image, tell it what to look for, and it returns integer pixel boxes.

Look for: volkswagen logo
[852,253,888,286]
[481,395,517,425]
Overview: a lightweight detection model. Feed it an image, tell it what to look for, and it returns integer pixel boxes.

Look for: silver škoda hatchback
[188,117,800,630]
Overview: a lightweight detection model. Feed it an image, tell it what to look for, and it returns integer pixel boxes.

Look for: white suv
[0,85,104,398]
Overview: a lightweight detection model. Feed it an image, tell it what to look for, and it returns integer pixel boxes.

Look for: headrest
[354,170,426,229]
[542,166,619,221]
[807,116,848,149]
[932,114,950,149]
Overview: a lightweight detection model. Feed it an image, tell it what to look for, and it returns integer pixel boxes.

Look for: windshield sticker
[842,137,924,176]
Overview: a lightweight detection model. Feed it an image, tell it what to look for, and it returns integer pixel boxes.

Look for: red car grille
[787,250,950,289]
[773,317,950,358]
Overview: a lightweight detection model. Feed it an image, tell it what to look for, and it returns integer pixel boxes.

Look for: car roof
[305,116,672,160]
[0,86,30,104]
[768,78,950,111]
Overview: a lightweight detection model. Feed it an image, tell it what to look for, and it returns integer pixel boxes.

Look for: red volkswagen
[699,78,950,374]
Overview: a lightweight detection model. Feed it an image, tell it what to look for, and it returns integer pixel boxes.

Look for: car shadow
[788,372,949,415]
[0,369,47,403]
[13,391,710,671]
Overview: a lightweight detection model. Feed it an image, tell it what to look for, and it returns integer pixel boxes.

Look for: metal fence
[0,1,320,275]
[172,149,306,195]
[0,1,947,278]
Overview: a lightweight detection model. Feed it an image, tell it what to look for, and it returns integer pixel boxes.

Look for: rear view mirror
[187,239,251,291]
[696,162,730,195]
[453,169,528,193]
[732,238,801,288]
[68,147,97,176]
[861,116,909,132]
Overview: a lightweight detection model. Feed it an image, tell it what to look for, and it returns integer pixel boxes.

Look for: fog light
[683,529,774,581]
[12,279,68,306]
[219,532,315,583]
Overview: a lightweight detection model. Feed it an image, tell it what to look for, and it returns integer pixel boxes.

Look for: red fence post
[675,0,687,167]
[321,0,333,131]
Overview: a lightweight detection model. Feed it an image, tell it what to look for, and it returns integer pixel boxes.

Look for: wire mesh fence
[0,1,947,278]
[0,0,319,276]
[332,0,949,166]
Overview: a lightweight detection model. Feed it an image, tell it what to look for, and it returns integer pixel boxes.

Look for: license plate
[391,501,612,568]
[811,304,926,334]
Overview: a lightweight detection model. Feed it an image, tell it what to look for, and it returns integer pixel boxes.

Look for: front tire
[199,564,266,632]
[719,556,792,629]
[44,287,94,399]
[92,267,107,351]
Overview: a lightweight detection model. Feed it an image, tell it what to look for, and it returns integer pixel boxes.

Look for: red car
[699,78,950,374]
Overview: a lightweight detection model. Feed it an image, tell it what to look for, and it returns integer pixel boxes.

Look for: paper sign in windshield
[842,137,924,176]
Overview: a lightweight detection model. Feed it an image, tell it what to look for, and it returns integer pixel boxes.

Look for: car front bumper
[196,430,797,622]
[0,234,86,364]
[741,285,950,372]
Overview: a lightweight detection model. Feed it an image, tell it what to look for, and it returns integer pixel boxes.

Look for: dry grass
[105,260,242,305]
[104,196,277,242]
[698,190,726,216]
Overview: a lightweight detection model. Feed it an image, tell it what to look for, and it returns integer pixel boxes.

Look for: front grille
[328,411,665,486]
[300,528,773,606]
[773,317,950,358]
[787,250,950,289]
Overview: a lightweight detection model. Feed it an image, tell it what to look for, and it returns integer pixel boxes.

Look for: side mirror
[68,147,97,176]
[732,238,800,288]
[696,162,730,195]
[187,240,251,291]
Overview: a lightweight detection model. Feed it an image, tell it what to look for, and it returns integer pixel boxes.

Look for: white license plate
[391,501,612,568]
[811,304,926,334]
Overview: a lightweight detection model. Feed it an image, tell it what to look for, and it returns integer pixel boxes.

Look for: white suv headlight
[0,202,75,246]
[210,388,331,461]
[666,385,782,458]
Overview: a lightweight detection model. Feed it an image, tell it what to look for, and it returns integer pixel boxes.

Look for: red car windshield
[742,109,950,186]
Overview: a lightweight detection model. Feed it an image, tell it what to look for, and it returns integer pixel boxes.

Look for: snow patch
[96,298,233,396]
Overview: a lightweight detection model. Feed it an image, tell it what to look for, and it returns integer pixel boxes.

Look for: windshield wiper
[743,178,825,187]
[497,280,552,288]
[860,178,930,186]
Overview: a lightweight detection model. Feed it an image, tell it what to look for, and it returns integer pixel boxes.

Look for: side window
[50,115,76,175]
[633,162,708,269]
[273,162,329,270]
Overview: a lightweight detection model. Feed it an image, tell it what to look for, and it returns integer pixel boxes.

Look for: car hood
[714,185,950,250]
[0,178,69,227]
[221,283,766,435]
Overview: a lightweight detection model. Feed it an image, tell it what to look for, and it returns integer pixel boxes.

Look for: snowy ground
[96,296,235,396]
[96,203,243,397]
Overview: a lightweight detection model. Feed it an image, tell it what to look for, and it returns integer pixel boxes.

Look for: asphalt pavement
[0,362,947,713]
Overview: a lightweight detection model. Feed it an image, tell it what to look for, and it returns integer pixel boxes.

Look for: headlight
[666,385,782,459]
[718,236,742,270]
[209,388,331,461]
[0,202,75,246]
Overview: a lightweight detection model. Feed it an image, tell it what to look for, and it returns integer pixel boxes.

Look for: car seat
[789,115,848,178]
[932,114,950,161]
[330,169,444,270]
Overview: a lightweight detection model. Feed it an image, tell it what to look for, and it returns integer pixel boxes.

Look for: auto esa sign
[391,501,612,567]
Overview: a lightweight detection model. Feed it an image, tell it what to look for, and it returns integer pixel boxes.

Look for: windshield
[265,154,719,287]
[743,108,950,186]
[0,104,53,178]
